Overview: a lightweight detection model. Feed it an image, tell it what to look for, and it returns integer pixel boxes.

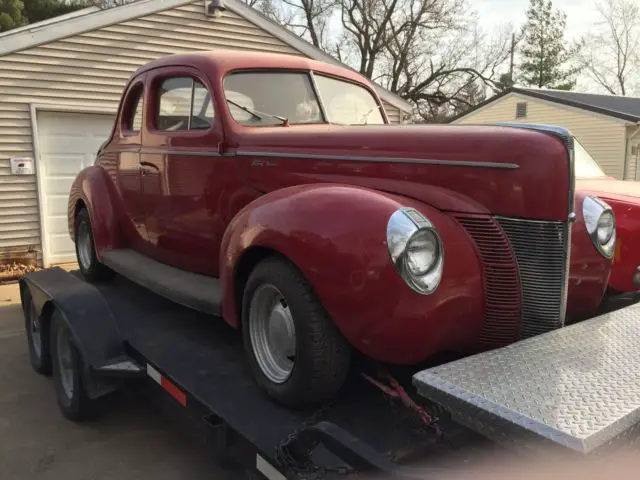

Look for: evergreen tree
[0,0,27,33]
[23,0,85,25]
[518,0,579,90]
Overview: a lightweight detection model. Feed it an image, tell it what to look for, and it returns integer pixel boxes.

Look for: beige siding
[454,93,628,179]
[382,100,407,124]
[0,1,305,263]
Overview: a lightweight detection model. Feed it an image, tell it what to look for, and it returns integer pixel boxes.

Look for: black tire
[74,208,114,282]
[23,289,52,376]
[241,257,351,408]
[50,311,101,422]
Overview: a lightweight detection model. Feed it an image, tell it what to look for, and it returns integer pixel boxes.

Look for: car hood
[577,177,640,205]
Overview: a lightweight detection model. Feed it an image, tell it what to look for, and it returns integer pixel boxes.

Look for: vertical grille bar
[497,217,570,338]
[454,215,521,347]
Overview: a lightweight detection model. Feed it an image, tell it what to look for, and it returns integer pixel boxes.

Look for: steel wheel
[56,323,75,400]
[248,284,296,384]
[77,220,93,271]
[28,302,42,360]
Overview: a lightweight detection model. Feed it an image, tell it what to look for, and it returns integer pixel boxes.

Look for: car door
[111,77,148,251]
[140,68,225,276]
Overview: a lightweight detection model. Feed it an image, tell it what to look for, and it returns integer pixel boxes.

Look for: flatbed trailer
[18,267,487,479]
[18,267,640,478]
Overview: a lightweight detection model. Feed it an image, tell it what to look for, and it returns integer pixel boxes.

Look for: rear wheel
[50,311,101,421]
[75,208,114,282]
[242,257,351,408]
[23,289,52,376]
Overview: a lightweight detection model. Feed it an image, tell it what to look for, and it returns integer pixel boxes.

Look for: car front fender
[68,165,123,259]
[219,183,484,365]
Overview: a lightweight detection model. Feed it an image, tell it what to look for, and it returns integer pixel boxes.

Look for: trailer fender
[19,268,144,398]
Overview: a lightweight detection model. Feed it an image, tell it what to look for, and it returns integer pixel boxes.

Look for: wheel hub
[77,221,92,270]
[57,325,74,399]
[249,284,296,384]
[29,302,41,359]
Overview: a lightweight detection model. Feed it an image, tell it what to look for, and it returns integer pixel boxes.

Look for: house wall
[0,0,406,264]
[454,93,628,180]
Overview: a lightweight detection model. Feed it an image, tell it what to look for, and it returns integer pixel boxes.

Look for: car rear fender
[68,165,123,259]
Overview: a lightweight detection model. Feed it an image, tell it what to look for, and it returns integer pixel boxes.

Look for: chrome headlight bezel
[583,195,616,259]
[386,207,444,294]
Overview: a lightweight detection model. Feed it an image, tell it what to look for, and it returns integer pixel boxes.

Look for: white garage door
[37,110,115,266]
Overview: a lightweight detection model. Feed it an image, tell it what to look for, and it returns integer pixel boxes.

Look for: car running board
[413,302,640,455]
[101,249,222,316]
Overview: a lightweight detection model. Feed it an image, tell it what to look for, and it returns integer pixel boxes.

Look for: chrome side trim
[106,147,228,157]
[108,147,520,169]
[236,150,520,169]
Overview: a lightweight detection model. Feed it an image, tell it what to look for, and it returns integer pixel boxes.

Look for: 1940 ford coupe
[67,50,616,408]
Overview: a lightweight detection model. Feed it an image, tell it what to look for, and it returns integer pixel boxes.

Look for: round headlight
[596,210,614,244]
[405,230,438,276]
[583,195,616,259]
[386,207,444,295]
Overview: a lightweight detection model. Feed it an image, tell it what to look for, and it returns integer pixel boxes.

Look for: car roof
[134,49,376,90]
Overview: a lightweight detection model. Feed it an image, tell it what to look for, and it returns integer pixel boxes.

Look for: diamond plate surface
[413,303,640,454]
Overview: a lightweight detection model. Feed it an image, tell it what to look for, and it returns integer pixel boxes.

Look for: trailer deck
[20,266,640,478]
[414,302,640,455]
[20,267,488,479]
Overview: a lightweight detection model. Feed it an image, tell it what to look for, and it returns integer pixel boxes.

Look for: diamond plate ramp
[413,303,640,454]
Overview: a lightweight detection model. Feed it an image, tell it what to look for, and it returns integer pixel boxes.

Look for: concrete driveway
[0,282,221,480]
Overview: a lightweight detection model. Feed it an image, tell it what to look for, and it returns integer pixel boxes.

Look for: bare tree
[86,0,139,8]
[243,0,336,49]
[579,0,640,95]
[248,0,512,121]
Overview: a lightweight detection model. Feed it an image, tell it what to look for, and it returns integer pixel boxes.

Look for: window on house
[124,86,143,132]
[156,77,214,131]
[515,102,527,119]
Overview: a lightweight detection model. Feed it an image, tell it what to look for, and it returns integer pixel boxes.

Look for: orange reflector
[147,364,187,407]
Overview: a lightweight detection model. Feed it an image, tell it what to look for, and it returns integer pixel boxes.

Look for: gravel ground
[0,282,223,480]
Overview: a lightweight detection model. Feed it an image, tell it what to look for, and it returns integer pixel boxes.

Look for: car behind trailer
[18,266,640,478]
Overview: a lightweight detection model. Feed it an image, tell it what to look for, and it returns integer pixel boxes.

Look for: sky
[474,0,602,41]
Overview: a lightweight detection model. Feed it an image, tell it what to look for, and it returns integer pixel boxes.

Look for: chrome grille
[497,217,570,338]
[454,215,521,346]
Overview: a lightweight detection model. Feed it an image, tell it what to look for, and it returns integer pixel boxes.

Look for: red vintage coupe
[574,139,640,294]
[67,50,615,408]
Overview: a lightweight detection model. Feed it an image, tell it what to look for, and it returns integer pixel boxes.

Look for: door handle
[139,161,160,175]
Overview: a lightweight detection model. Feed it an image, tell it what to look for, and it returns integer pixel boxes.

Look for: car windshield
[574,138,606,178]
[222,71,385,126]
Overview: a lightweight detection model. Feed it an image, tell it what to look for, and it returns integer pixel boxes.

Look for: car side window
[156,77,214,132]
[124,86,143,133]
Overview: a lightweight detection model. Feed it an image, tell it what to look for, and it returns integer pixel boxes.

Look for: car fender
[219,183,484,364]
[68,165,123,259]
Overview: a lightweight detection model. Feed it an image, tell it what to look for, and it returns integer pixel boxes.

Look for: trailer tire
[242,257,351,409]
[50,310,101,422]
[75,208,114,282]
[23,289,52,376]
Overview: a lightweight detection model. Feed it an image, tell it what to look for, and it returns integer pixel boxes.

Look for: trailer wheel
[75,208,114,282]
[50,310,101,422]
[242,257,351,408]
[23,289,52,376]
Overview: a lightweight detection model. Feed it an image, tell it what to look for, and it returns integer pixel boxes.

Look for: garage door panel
[44,177,75,196]
[37,110,115,265]
[43,154,92,175]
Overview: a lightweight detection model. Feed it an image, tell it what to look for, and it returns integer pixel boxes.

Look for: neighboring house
[0,0,413,267]
[451,87,640,182]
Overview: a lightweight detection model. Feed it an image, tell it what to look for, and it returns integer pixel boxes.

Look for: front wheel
[75,208,114,282]
[242,257,351,408]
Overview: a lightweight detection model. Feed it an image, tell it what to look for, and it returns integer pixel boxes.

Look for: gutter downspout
[625,122,640,180]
